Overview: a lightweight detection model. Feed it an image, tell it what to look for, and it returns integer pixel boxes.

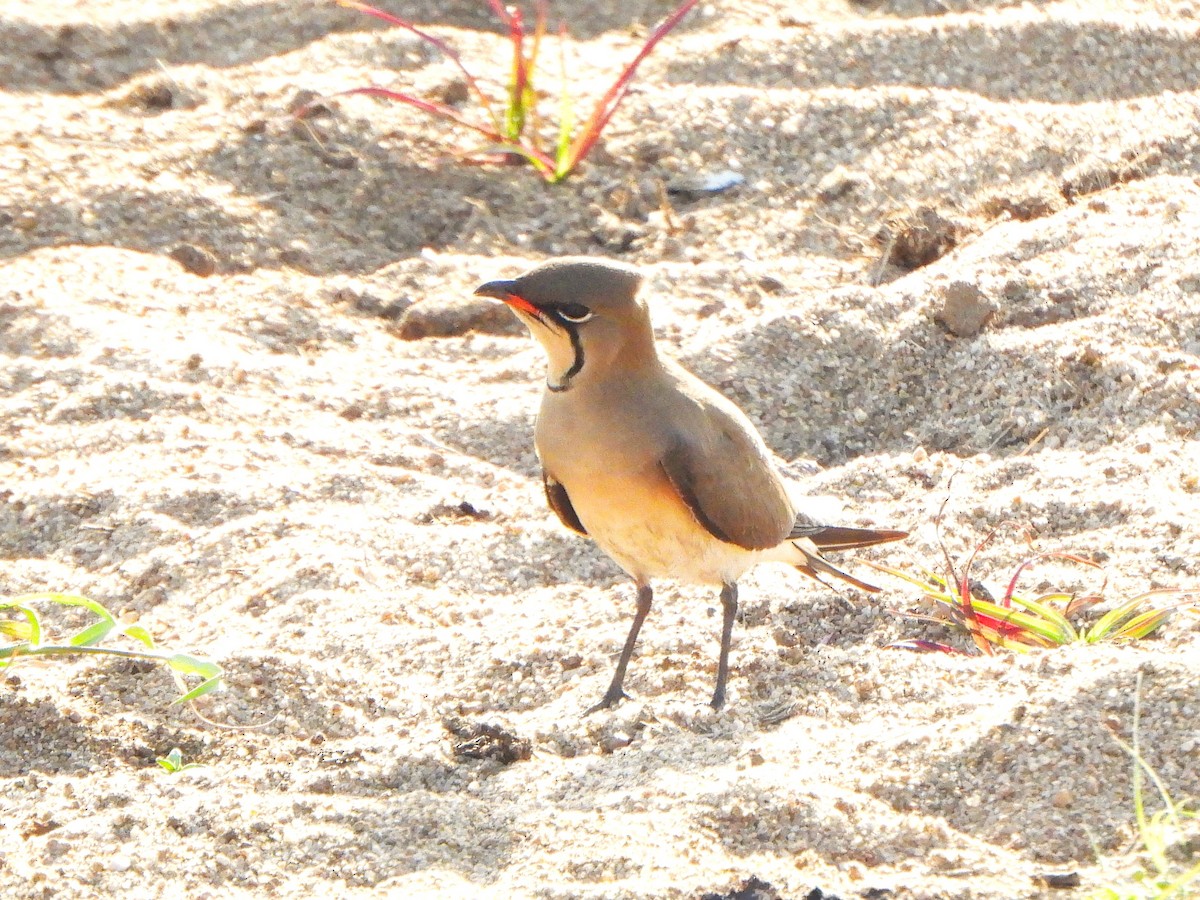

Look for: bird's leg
[587,582,653,713]
[710,582,738,710]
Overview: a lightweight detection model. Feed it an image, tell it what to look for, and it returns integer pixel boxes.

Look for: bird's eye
[557,304,593,323]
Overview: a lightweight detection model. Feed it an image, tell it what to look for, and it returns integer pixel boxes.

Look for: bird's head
[475,257,655,392]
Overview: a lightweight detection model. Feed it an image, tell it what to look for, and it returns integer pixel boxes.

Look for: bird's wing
[542,470,587,535]
[658,405,794,551]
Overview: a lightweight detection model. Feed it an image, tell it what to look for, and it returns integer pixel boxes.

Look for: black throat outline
[547,322,585,393]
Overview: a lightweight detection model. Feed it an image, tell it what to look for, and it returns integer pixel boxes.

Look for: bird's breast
[535,375,675,467]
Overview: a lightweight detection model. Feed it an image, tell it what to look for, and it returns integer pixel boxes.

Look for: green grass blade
[863,563,956,602]
[1109,607,1174,641]
[171,675,223,705]
[122,624,157,649]
[16,592,123,647]
[494,2,537,142]
[969,598,1065,645]
[156,747,206,772]
[1111,673,1190,879]
[0,603,42,645]
[166,653,224,704]
[14,592,121,647]
[553,23,575,177]
[14,592,115,620]
[1160,859,1200,898]
[157,748,185,772]
[1087,597,1143,642]
[0,646,29,664]
[2,593,222,706]
[166,653,222,680]
[1008,592,1078,643]
[69,620,118,647]
[0,619,33,641]
[1087,593,1174,642]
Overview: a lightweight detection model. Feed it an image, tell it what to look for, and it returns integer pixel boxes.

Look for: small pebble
[169,243,218,277]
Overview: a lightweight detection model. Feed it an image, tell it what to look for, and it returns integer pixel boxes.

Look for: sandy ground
[2,0,1200,897]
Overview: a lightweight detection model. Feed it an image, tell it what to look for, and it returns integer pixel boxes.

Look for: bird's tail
[790,523,909,551]
[789,524,908,593]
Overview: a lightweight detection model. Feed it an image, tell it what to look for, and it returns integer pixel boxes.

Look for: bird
[475,257,906,710]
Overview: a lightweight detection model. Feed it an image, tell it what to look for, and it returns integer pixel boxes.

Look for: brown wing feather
[542,471,587,536]
[659,421,794,551]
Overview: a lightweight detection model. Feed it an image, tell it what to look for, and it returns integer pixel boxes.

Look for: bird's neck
[610,332,661,377]
[548,329,660,394]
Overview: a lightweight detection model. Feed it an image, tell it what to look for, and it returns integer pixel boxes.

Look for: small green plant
[156,747,206,773]
[1091,675,1200,899]
[319,0,698,182]
[871,528,1196,654]
[1,593,222,704]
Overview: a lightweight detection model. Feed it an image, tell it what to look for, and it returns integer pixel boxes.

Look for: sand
[1,0,1198,897]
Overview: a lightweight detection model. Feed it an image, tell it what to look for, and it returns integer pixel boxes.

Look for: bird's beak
[474,279,543,320]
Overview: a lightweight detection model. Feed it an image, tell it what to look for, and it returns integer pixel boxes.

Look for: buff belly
[564,468,768,585]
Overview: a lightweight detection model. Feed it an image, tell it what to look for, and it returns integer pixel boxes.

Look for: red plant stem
[336,87,502,140]
[336,0,500,132]
[528,0,549,136]
[1002,552,1103,607]
[558,0,699,173]
[484,0,512,26]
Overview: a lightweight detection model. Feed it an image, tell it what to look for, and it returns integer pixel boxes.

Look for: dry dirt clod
[816,165,870,202]
[880,206,966,272]
[936,281,997,337]
[980,188,1064,222]
[1033,871,1081,888]
[125,80,175,110]
[757,274,786,294]
[287,88,325,116]
[168,243,218,277]
[444,716,531,765]
[332,287,412,320]
[394,297,523,340]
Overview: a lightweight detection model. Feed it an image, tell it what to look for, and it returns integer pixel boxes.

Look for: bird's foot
[585,687,631,715]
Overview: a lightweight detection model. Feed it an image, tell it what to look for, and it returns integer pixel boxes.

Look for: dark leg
[710,582,738,710]
[587,582,653,713]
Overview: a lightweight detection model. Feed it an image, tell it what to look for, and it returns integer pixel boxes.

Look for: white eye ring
[558,307,594,324]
